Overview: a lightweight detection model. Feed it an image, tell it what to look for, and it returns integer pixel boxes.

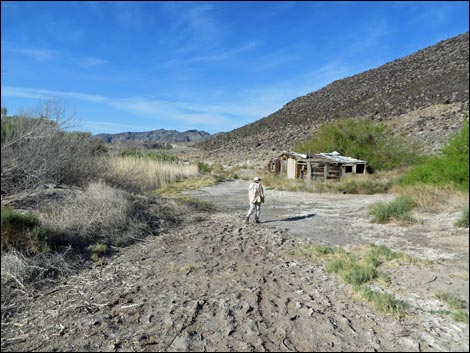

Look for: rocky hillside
[94,128,211,144]
[198,32,469,165]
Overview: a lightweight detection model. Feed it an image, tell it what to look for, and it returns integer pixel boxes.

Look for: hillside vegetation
[198,32,469,166]
[1,33,469,352]
[295,117,423,171]
[399,119,469,191]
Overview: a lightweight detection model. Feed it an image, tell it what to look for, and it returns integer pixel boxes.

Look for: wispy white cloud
[167,41,257,66]
[5,47,56,61]
[113,2,143,30]
[83,121,142,134]
[408,2,457,26]
[159,2,223,53]
[3,71,343,134]
[79,57,109,67]
[1,86,240,132]
[47,19,84,42]
[254,1,298,20]
[302,61,355,89]
[2,86,108,103]
[3,43,108,69]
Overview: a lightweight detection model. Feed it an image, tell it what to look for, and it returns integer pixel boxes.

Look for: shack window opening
[356,164,365,174]
[345,165,353,173]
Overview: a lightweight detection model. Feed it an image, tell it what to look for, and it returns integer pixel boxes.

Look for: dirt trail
[1,181,468,352]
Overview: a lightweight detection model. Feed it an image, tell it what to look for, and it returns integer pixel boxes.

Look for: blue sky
[1,1,469,135]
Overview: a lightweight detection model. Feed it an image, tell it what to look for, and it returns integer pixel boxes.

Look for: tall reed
[108,156,199,192]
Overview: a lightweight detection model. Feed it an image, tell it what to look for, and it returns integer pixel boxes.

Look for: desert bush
[336,178,392,194]
[198,161,212,173]
[40,182,132,247]
[87,242,109,262]
[399,120,469,191]
[368,195,415,223]
[296,117,423,171]
[1,104,106,195]
[392,184,467,212]
[262,171,392,195]
[1,207,50,254]
[40,182,182,249]
[119,148,143,158]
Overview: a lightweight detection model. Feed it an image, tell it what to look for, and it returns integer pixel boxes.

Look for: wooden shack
[267,151,367,181]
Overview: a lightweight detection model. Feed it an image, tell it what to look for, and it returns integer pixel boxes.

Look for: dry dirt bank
[1,181,468,352]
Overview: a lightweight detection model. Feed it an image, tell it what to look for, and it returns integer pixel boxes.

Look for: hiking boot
[255,220,260,224]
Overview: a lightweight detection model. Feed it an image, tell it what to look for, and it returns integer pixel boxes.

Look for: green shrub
[87,242,109,262]
[336,179,392,194]
[1,207,50,254]
[145,151,178,162]
[296,117,422,171]
[118,149,179,163]
[368,195,415,223]
[399,120,469,191]
[119,148,143,158]
[198,161,212,173]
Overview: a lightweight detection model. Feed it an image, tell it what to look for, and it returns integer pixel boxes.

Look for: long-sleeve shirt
[248,182,265,203]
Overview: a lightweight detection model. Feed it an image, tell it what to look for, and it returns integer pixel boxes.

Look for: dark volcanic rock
[198,32,469,164]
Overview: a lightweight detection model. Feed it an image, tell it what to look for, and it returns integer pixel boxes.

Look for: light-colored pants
[246,202,261,221]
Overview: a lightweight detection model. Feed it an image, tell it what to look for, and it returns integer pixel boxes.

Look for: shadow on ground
[262,213,316,223]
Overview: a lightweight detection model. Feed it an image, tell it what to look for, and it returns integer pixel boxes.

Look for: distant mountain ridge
[198,32,469,165]
[94,129,211,144]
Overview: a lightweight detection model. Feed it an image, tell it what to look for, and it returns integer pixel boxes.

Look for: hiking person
[245,176,265,224]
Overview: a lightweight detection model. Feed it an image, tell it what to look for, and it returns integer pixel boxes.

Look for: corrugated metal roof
[283,151,367,164]
[277,151,367,164]
[316,152,367,164]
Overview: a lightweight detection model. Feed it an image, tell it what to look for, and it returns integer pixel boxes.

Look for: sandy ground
[1,180,468,352]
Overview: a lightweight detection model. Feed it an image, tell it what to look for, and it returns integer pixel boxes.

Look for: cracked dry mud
[2,180,468,352]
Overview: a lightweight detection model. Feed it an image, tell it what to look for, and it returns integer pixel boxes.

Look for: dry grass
[107,156,199,192]
[391,184,468,212]
[260,172,393,194]
[40,181,131,245]
[1,247,81,311]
